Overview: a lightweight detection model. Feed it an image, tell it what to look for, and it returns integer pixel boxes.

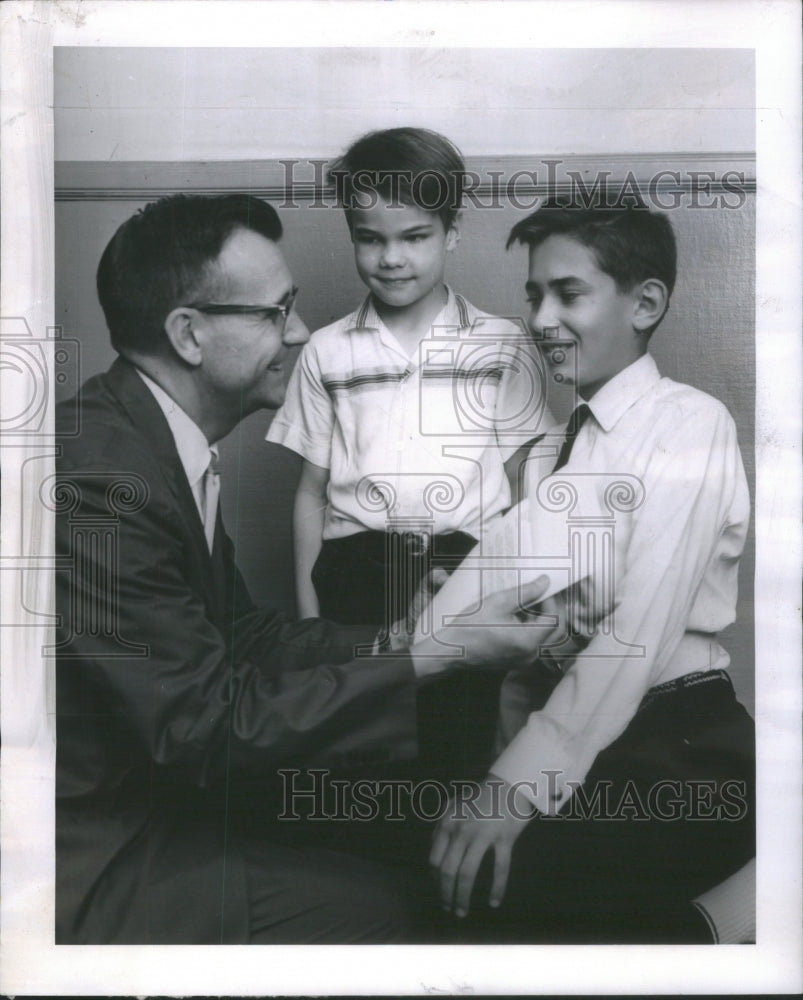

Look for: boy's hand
[430,775,532,916]
[406,566,450,634]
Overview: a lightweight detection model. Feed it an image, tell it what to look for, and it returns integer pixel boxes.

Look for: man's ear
[164,307,203,367]
[632,278,669,333]
[445,213,462,252]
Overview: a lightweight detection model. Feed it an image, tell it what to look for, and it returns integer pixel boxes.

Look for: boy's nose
[529,300,557,338]
[380,241,405,267]
[282,310,310,346]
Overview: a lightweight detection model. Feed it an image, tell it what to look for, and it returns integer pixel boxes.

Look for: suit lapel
[104,358,227,619]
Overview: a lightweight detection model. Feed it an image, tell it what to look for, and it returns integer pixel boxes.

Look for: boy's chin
[369,278,446,311]
[371,287,419,308]
[372,278,415,292]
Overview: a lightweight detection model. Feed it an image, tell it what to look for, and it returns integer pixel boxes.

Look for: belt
[325,529,476,561]
[637,669,732,714]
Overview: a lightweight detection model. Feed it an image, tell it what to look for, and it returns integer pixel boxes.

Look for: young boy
[268,128,541,632]
[429,201,756,943]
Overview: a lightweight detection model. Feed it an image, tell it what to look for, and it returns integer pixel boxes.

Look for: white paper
[414,491,593,643]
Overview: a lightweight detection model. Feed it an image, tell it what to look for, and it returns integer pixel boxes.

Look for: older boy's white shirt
[491,353,750,816]
[136,369,219,539]
[267,287,544,540]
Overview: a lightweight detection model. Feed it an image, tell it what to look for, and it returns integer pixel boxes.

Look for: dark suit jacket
[55,358,417,943]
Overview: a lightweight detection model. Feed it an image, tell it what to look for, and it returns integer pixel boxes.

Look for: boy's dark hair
[97,193,283,355]
[507,201,677,332]
[329,127,465,231]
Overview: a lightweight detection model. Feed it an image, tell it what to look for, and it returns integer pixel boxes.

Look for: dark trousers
[312,529,476,629]
[444,671,755,943]
[312,529,498,789]
[242,835,412,943]
[248,672,754,944]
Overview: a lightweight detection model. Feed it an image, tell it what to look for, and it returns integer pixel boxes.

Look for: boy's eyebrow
[526,276,591,293]
[352,223,435,236]
[551,276,591,289]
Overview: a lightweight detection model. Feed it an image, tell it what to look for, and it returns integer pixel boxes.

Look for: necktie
[552,403,591,472]
[201,448,220,553]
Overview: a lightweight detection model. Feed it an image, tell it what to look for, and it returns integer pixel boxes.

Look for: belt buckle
[404,531,429,558]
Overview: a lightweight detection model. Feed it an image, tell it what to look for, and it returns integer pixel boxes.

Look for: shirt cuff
[490,714,588,816]
[691,858,756,944]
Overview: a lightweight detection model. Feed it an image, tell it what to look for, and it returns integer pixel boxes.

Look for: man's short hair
[329,127,465,231]
[507,200,677,299]
[97,193,283,355]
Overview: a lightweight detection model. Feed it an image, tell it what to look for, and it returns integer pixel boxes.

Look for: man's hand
[379,568,451,654]
[409,574,553,679]
[430,776,533,916]
[525,577,600,669]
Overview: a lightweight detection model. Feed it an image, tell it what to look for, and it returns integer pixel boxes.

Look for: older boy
[430,202,755,943]
[267,128,542,632]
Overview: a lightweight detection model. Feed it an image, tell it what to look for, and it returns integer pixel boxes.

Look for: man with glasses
[55,193,554,944]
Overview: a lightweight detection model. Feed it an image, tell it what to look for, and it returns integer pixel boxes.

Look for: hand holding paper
[413,494,593,645]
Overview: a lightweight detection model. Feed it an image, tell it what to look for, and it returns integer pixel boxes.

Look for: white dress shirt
[491,353,750,815]
[137,370,219,551]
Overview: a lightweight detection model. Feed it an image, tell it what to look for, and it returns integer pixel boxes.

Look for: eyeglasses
[187,286,299,331]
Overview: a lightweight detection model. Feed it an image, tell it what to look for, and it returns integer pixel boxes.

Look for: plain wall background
[54,46,756,710]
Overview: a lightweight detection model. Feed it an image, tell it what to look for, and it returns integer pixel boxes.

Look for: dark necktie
[201,449,220,553]
[552,403,592,472]
[210,506,229,618]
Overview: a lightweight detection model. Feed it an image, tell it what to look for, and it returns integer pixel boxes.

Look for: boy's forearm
[295,578,320,619]
[293,488,325,618]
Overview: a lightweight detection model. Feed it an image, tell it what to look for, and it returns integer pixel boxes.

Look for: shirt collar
[136,369,217,489]
[582,353,661,433]
[349,285,468,335]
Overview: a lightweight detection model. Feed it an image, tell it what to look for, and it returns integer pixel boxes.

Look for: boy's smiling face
[350,199,458,312]
[526,234,647,399]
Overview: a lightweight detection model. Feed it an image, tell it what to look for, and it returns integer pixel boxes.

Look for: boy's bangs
[344,170,460,220]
